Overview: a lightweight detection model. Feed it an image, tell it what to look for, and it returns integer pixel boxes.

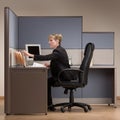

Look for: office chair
[52,42,95,112]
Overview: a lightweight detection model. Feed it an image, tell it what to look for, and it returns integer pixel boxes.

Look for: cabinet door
[9,68,47,114]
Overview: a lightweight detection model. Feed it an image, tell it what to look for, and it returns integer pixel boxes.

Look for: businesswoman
[22,33,70,111]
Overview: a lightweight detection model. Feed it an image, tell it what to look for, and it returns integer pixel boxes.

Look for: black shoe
[64,88,68,94]
[48,105,56,111]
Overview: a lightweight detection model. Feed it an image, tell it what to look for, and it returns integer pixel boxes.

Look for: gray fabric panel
[18,17,82,49]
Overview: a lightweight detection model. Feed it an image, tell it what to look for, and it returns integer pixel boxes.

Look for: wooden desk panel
[5,67,47,115]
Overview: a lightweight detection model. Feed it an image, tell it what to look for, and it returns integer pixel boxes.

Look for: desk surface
[72,64,115,69]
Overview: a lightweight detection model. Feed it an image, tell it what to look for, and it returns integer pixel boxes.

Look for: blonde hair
[48,33,63,44]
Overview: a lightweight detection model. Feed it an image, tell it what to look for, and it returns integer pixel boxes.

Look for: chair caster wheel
[88,105,92,111]
[68,106,71,112]
[61,107,65,113]
[84,107,88,112]
[6,113,10,115]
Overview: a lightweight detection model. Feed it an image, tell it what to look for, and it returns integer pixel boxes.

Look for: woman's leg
[48,77,56,111]
[48,77,53,106]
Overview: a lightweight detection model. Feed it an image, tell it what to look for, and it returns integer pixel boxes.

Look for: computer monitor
[25,44,41,62]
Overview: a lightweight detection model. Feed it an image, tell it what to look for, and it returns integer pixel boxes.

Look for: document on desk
[28,62,46,67]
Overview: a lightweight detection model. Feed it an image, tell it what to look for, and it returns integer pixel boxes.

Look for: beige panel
[9,48,17,66]
[93,49,114,66]
[66,49,82,65]
[41,49,82,65]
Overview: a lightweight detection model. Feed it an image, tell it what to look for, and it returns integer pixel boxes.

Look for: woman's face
[48,37,59,49]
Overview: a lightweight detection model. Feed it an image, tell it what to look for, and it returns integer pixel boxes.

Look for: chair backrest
[79,43,95,86]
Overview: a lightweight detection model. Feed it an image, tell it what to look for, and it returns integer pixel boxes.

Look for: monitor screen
[25,44,41,61]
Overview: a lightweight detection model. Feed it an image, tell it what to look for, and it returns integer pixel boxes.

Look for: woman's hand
[22,50,34,58]
[44,63,50,68]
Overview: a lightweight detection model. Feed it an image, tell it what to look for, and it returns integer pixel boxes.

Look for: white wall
[0,0,120,96]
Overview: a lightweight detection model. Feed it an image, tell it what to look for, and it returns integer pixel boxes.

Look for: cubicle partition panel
[4,7,19,114]
[82,32,114,66]
[4,7,48,115]
[82,32,115,104]
[18,16,83,49]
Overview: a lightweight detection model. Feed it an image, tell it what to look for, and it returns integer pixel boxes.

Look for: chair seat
[60,82,85,88]
[54,81,85,89]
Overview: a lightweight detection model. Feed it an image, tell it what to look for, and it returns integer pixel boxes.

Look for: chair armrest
[58,68,84,83]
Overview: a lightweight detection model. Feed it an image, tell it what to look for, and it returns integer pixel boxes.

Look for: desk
[5,67,48,115]
[52,65,117,107]
[91,65,116,107]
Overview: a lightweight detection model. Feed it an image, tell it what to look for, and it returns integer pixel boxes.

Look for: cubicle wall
[5,7,115,107]
[9,10,18,49]
[18,16,82,49]
[4,7,19,114]
[83,32,114,66]
[5,7,19,67]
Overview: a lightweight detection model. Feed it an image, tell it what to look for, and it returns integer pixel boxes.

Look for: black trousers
[48,77,57,106]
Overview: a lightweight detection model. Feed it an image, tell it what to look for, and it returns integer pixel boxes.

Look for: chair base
[51,89,92,112]
[52,102,92,112]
